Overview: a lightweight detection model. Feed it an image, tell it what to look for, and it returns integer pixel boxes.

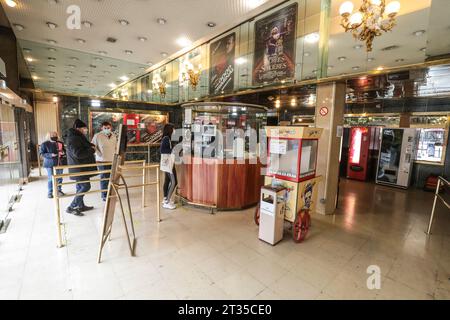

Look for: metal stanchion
[37,144,42,177]
[52,161,160,248]
[426,176,450,235]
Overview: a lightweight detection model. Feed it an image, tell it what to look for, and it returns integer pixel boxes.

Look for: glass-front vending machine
[376,128,417,189]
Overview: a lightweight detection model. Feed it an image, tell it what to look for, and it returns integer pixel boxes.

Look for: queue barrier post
[426,176,450,235]
[52,160,160,248]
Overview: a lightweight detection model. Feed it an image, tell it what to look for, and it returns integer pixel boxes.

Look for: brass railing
[52,160,160,248]
[426,176,450,235]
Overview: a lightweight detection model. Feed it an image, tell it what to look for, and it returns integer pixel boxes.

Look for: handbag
[160,139,175,173]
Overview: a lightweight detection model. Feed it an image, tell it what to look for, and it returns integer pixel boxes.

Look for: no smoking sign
[319,107,329,116]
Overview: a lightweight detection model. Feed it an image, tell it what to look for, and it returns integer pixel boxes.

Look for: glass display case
[416,128,447,164]
[266,127,322,183]
[182,102,268,159]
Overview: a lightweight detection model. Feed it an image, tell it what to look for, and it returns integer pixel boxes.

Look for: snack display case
[266,126,322,183]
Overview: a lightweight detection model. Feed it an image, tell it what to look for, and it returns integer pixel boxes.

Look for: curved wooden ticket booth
[177,102,267,211]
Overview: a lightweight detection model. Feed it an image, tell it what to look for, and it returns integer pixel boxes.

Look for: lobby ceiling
[2,0,276,95]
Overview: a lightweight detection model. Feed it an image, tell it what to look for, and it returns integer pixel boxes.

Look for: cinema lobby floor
[0,172,449,300]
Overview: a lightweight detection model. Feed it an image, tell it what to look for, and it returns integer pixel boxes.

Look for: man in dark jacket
[40,131,67,198]
[65,119,97,216]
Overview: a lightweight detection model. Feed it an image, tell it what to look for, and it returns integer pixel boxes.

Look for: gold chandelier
[339,0,401,52]
[180,61,201,91]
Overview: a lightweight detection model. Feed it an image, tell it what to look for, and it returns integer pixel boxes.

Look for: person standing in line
[91,121,117,202]
[65,119,97,216]
[160,123,177,210]
[40,131,67,199]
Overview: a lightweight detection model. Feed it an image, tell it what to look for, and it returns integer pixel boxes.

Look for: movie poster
[253,3,298,85]
[209,33,236,95]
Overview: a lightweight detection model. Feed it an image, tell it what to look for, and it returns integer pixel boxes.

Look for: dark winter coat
[65,128,97,180]
[40,140,67,168]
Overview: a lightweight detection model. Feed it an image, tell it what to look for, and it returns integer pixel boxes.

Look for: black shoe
[102,198,107,202]
[78,205,94,212]
[48,194,53,199]
[66,207,84,216]
[58,191,66,197]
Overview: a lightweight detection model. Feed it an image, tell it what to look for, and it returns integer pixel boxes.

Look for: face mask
[103,128,112,135]
[50,137,58,142]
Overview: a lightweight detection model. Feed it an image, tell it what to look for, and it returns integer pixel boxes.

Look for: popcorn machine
[256,126,323,243]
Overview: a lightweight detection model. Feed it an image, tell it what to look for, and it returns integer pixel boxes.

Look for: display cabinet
[266,126,322,183]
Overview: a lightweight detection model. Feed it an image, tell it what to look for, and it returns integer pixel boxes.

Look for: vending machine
[376,128,417,189]
[123,113,141,144]
[347,127,371,181]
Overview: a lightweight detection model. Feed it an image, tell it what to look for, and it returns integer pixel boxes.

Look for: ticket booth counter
[178,102,267,211]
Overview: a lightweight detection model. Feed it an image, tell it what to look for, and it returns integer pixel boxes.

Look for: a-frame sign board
[97,125,137,263]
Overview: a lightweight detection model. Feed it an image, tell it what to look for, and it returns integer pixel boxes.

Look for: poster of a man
[253,3,297,85]
[209,33,236,95]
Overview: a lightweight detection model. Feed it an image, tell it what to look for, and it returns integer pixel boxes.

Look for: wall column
[315,82,346,215]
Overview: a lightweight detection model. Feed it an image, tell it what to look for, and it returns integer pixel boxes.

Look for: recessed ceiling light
[70,57,79,61]
[328,65,334,70]
[352,66,360,70]
[161,52,168,58]
[48,57,56,61]
[138,37,148,42]
[66,71,73,74]
[176,37,192,47]
[420,47,427,52]
[94,57,103,61]
[125,50,133,55]
[395,58,405,63]
[48,47,57,52]
[46,22,58,29]
[67,65,76,69]
[109,83,116,88]
[23,48,31,53]
[207,22,216,28]
[98,51,107,56]
[110,65,117,68]
[367,57,375,62]
[235,57,247,65]
[82,21,92,28]
[157,18,167,25]
[129,72,136,77]
[5,0,17,8]
[32,75,38,80]
[106,37,117,43]
[48,64,56,68]
[13,23,24,31]
[119,19,129,26]
[47,39,57,45]
[104,70,111,74]
[413,30,426,36]
[120,75,129,82]
[85,70,92,74]
[338,56,347,61]
[26,57,33,62]
[305,33,320,44]
[304,52,311,57]
[376,66,384,71]
[353,44,363,50]
[147,62,153,66]
[48,71,55,74]
[76,38,86,44]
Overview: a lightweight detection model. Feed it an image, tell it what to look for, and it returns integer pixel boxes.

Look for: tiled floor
[1,171,449,300]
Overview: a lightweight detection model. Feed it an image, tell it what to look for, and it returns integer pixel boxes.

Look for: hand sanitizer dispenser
[259,185,286,245]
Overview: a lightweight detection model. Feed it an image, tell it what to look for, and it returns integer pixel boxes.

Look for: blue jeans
[46,168,63,196]
[98,165,112,200]
[69,178,91,209]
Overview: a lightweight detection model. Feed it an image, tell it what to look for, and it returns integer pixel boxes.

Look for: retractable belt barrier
[52,160,161,248]
[426,176,450,235]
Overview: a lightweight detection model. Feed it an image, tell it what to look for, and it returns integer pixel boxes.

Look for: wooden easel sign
[97,125,137,263]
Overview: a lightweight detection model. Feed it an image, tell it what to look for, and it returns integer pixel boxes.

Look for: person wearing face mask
[91,121,118,201]
[65,119,97,216]
[40,131,67,198]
